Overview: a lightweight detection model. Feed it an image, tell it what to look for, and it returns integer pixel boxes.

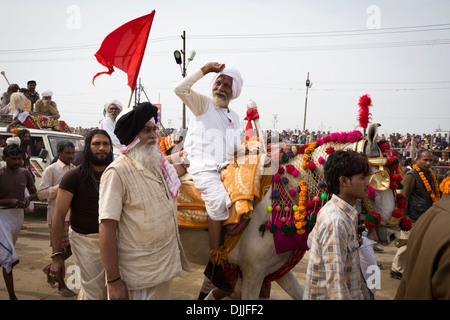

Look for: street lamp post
[174,30,195,129]
[302,72,313,132]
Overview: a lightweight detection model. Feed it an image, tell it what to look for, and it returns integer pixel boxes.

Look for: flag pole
[127,89,134,108]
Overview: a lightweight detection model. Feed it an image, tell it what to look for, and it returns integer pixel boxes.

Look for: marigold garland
[439,177,450,195]
[412,164,441,202]
[160,138,167,155]
[294,180,308,235]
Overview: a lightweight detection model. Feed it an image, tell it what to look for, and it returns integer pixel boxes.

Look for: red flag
[93,11,155,91]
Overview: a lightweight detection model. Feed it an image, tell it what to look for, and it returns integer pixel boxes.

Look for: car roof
[0,126,83,138]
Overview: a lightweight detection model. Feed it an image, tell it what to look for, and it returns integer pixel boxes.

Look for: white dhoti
[189,170,232,221]
[69,227,107,300]
[128,280,172,300]
[0,208,23,273]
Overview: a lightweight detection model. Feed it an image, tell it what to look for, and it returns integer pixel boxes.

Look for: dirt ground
[0,210,401,300]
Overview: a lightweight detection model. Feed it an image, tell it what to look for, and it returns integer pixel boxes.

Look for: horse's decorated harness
[352,138,412,231]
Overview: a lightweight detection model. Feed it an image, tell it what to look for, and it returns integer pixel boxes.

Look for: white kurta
[174,69,241,220]
[99,117,124,158]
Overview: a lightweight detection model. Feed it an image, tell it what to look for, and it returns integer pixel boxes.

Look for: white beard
[106,112,118,123]
[212,91,231,108]
[126,139,161,172]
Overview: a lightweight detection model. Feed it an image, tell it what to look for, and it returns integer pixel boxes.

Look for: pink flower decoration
[347,130,363,142]
[274,174,281,182]
[322,135,331,143]
[307,161,316,171]
[289,189,296,197]
[316,138,323,146]
[275,218,283,229]
[367,185,376,199]
[318,156,325,165]
[286,164,295,174]
[330,132,340,142]
[292,169,299,177]
[337,132,348,143]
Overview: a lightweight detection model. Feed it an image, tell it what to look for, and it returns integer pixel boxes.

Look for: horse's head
[360,124,400,245]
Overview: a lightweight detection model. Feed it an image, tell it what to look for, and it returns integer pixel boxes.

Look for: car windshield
[48,135,85,159]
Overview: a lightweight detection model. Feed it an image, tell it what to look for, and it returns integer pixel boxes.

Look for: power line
[1,22,449,55]
[190,23,450,40]
[3,37,450,63]
[194,38,450,54]
[0,36,180,55]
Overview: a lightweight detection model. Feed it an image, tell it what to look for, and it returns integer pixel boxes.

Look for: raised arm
[174,62,225,116]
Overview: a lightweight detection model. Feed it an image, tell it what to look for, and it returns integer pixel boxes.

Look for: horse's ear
[366,123,381,157]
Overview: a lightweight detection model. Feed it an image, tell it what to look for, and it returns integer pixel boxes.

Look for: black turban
[114,102,158,146]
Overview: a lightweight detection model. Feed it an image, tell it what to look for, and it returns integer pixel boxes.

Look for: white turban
[6,137,21,146]
[104,99,123,112]
[212,65,243,100]
[41,90,53,97]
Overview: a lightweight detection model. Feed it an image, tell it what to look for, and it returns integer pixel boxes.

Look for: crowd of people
[0,82,61,128]
[1,63,449,301]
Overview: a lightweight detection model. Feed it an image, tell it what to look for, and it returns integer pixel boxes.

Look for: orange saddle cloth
[177,152,272,229]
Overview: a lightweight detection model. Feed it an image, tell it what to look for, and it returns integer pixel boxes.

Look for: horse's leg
[275,271,304,300]
[240,270,266,300]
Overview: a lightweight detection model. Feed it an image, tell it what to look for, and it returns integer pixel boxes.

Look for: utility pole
[174,31,196,129]
[181,31,186,129]
[303,72,312,132]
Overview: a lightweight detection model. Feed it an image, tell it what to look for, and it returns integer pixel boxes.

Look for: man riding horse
[174,62,243,293]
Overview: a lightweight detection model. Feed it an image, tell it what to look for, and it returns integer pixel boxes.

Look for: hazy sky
[1,0,449,135]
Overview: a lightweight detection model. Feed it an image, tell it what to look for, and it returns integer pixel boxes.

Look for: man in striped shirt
[303,150,370,300]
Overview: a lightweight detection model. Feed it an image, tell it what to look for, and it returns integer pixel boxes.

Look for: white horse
[178,123,400,300]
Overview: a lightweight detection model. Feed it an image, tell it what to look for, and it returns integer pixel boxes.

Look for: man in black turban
[114,102,159,146]
[99,102,187,300]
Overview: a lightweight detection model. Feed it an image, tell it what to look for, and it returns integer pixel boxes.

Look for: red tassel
[244,108,260,140]
[357,94,373,129]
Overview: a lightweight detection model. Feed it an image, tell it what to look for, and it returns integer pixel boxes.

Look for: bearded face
[212,75,233,108]
[126,138,161,172]
[87,144,113,166]
[106,104,121,122]
[212,91,231,108]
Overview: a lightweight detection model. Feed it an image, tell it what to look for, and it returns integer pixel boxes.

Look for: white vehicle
[0,118,85,208]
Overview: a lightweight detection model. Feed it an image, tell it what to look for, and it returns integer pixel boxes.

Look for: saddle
[23,114,72,133]
[177,152,272,229]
